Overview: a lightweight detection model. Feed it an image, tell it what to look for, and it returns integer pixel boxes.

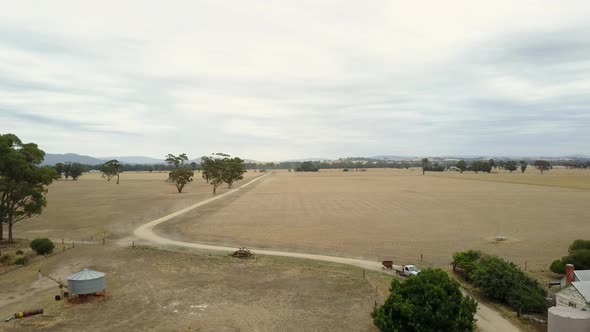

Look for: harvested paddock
[157,169,590,268]
[14,171,258,242]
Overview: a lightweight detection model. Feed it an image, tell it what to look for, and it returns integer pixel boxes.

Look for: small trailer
[381,261,394,270]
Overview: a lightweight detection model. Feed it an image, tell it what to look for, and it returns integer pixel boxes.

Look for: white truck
[396,264,420,277]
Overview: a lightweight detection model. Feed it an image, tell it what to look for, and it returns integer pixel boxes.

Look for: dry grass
[0,245,377,331]
[430,167,590,190]
[158,169,590,269]
[14,171,258,241]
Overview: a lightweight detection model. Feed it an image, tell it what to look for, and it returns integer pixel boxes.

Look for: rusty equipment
[38,269,69,300]
[4,309,43,322]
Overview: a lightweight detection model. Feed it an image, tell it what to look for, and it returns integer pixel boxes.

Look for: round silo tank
[67,268,105,295]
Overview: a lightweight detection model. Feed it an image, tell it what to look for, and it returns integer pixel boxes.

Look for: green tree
[456,160,467,174]
[295,161,319,172]
[372,269,477,331]
[55,163,64,179]
[165,153,188,168]
[470,160,490,173]
[533,160,552,174]
[69,162,85,180]
[519,161,527,173]
[63,162,72,180]
[504,160,518,173]
[0,133,57,242]
[488,159,496,170]
[100,160,122,184]
[421,158,430,175]
[222,157,246,188]
[201,153,244,193]
[165,153,194,193]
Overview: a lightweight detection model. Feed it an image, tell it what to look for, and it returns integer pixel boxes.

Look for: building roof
[572,281,590,302]
[575,270,590,282]
[67,268,105,281]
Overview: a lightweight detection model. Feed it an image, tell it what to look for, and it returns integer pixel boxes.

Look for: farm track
[133,172,520,332]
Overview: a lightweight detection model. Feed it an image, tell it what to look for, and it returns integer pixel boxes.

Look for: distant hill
[369,155,413,161]
[283,157,331,162]
[42,153,104,166]
[99,156,165,164]
[42,153,257,166]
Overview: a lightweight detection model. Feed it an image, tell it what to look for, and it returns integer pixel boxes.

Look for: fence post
[102,238,105,245]
[132,241,135,248]
[525,261,528,271]
[72,241,75,248]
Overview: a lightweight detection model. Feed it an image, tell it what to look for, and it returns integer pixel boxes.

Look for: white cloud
[1,0,590,160]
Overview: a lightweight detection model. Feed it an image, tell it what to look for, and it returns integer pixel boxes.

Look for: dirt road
[133,172,520,332]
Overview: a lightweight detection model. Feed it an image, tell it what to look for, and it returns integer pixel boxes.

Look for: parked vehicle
[396,264,420,277]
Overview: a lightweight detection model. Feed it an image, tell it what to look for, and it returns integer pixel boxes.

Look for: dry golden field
[158,168,590,269]
[15,171,259,242]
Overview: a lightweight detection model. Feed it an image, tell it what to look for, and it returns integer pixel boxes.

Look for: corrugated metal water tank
[67,268,105,295]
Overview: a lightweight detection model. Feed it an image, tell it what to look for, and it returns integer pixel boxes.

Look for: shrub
[562,249,590,270]
[14,256,29,266]
[15,250,24,255]
[550,259,565,274]
[30,238,55,255]
[569,240,590,254]
[372,269,477,331]
[471,256,547,313]
[0,254,11,264]
[453,250,482,280]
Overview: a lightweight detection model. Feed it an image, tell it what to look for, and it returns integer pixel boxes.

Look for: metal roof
[67,268,105,281]
[575,270,590,282]
[572,281,590,302]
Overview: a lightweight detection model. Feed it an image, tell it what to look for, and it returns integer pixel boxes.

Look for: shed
[67,268,105,295]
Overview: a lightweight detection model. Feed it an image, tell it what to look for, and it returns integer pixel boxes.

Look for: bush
[372,269,477,331]
[30,238,55,255]
[14,256,29,266]
[0,254,11,264]
[569,240,590,253]
[562,249,590,270]
[15,249,24,255]
[471,256,547,313]
[550,259,565,274]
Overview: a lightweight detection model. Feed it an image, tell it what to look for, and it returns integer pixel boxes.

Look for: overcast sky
[1,1,589,161]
